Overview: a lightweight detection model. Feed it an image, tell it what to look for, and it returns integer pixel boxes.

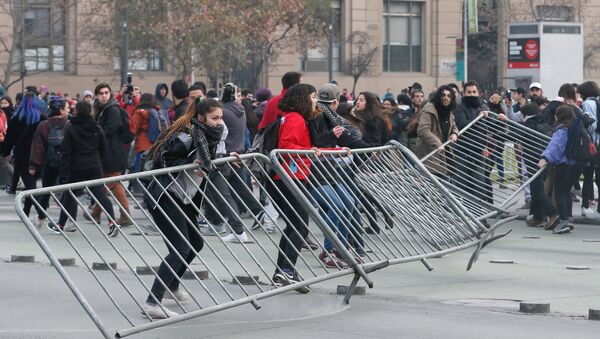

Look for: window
[300,0,342,72]
[382,0,422,72]
[12,0,66,72]
[536,5,574,22]
[114,50,163,71]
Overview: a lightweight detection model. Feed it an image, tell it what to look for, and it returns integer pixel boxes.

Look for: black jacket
[362,117,390,146]
[2,114,46,167]
[173,100,189,122]
[60,115,106,180]
[95,98,127,173]
[454,97,489,153]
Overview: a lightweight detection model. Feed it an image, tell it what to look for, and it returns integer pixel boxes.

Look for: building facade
[1,0,598,98]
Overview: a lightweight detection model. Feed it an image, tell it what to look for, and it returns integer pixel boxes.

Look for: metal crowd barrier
[15,145,511,338]
[15,154,362,338]
[270,144,509,273]
[419,112,551,220]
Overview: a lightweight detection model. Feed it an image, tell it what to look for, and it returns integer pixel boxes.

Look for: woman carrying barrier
[267,83,322,293]
[340,92,394,234]
[141,98,224,319]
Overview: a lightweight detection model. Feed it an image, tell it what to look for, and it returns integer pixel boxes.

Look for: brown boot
[84,206,101,223]
[117,214,133,227]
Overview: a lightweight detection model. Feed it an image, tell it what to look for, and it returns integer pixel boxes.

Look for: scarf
[317,102,343,126]
[191,118,223,170]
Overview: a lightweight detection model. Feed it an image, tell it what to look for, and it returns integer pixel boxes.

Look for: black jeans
[267,179,308,273]
[529,168,557,220]
[14,160,42,217]
[38,164,60,219]
[203,167,245,234]
[147,194,203,303]
[582,163,600,211]
[225,166,262,215]
[554,164,584,221]
[58,168,114,226]
[454,148,491,204]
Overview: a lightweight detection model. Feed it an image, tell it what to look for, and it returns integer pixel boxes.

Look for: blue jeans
[309,184,355,252]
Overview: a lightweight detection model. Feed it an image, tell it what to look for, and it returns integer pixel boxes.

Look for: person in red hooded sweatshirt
[257,72,302,130]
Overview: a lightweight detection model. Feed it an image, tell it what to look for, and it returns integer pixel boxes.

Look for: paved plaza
[1,192,599,339]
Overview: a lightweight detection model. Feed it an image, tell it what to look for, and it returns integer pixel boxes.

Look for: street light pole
[327,7,334,83]
[120,0,129,86]
[463,0,469,83]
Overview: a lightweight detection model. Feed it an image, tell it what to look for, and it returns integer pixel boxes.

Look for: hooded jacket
[155,83,173,111]
[60,114,107,180]
[222,101,246,154]
[95,97,127,173]
[131,105,157,154]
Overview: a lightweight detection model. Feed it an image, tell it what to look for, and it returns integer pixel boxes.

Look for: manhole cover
[443,298,522,308]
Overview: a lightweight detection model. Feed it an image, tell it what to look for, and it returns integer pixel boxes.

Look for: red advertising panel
[508,38,540,69]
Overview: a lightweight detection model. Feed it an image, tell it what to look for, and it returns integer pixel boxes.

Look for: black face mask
[462,95,481,107]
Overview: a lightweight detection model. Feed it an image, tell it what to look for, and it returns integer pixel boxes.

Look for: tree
[345,31,378,97]
[82,0,328,89]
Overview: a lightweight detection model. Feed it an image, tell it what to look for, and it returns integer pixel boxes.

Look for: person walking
[28,96,69,227]
[89,83,132,227]
[49,101,117,235]
[2,92,45,218]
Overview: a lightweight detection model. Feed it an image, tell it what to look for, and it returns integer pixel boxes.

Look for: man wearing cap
[314,83,372,149]
[529,82,544,100]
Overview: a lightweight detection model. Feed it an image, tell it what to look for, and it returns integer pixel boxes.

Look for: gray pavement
[2,191,600,338]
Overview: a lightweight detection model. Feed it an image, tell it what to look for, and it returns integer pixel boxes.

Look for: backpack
[46,123,65,168]
[118,108,135,144]
[247,116,282,179]
[566,120,597,164]
[146,108,167,143]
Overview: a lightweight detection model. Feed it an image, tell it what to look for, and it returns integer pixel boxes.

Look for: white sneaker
[263,216,278,233]
[163,289,189,301]
[526,215,534,223]
[582,207,595,218]
[586,210,600,221]
[221,231,253,243]
[142,302,179,319]
[63,221,77,232]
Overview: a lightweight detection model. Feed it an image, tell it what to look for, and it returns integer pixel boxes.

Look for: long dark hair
[278,83,316,120]
[356,91,384,121]
[431,85,456,112]
[151,98,222,159]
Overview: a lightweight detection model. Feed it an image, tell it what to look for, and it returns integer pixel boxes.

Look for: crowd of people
[0,72,598,318]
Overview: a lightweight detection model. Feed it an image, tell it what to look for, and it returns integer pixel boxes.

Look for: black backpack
[46,124,65,168]
[566,120,597,164]
[118,108,135,144]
